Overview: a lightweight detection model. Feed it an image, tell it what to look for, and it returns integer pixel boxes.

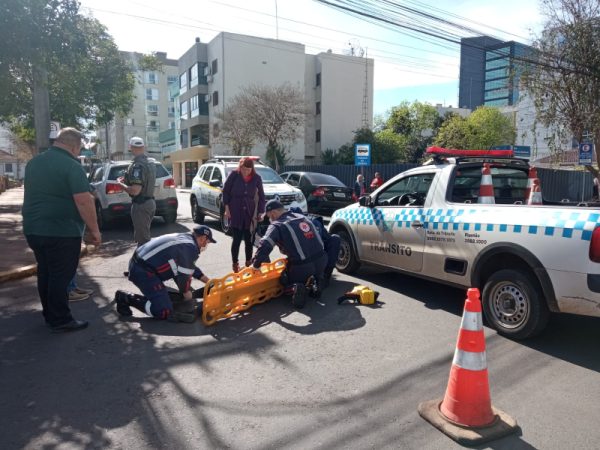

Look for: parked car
[190,156,307,233]
[89,160,178,230]
[279,171,354,215]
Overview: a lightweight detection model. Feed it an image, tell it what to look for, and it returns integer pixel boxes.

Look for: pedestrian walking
[370,172,384,191]
[353,174,366,201]
[22,127,101,333]
[114,225,216,323]
[252,200,327,309]
[119,137,156,245]
[222,157,266,273]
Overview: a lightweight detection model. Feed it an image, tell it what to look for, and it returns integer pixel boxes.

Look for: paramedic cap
[265,199,284,212]
[193,225,217,243]
[129,136,145,147]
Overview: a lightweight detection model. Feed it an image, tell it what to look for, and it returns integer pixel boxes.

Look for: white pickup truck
[329,148,600,339]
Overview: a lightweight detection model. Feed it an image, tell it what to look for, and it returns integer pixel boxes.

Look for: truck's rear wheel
[336,230,360,274]
[481,269,549,340]
[220,207,232,235]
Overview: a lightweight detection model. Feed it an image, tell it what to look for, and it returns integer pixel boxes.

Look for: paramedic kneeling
[252,200,327,309]
[114,225,216,322]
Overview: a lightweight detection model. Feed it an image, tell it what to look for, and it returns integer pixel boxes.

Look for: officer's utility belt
[337,285,381,306]
[132,195,154,204]
[289,251,325,266]
[131,253,158,275]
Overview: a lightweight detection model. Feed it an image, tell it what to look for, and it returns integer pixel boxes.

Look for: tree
[0,0,135,151]
[385,101,441,162]
[219,83,306,169]
[434,106,516,149]
[215,102,255,155]
[521,0,600,173]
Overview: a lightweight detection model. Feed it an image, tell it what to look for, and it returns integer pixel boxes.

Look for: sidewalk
[0,187,90,283]
[0,187,37,281]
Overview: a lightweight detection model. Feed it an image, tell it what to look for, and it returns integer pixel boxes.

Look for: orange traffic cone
[477,163,495,204]
[527,179,543,205]
[418,288,519,445]
[524,166,540,200]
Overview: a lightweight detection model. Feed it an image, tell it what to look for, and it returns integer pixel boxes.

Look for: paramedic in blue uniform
[252,200,327,308]
[120,136,156,245]
[288,207,340,285]
[114,225,216,322]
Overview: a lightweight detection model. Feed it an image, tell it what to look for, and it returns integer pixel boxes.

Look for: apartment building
[169,32,373,186]
[97,51,179,160]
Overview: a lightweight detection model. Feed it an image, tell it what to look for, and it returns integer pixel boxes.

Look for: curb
[0,245,89,284]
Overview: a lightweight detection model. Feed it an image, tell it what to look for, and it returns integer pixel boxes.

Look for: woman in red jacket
[222,157,266,272]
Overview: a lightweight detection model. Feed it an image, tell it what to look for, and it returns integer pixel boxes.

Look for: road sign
[579,142,594,165]
[355,143,371,166]
[49,121,60,139]
[513,145,531,158]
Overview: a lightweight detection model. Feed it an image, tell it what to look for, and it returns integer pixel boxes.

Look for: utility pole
[33,66,50,154]
[362,48,369,128]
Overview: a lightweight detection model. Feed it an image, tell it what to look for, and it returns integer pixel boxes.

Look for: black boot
[114,290,132,317]
[292,283,307,309]
[126,292,148,314]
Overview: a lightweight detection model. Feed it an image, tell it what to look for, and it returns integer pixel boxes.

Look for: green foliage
[433,106,515,149]
[322,148,338,165]
[521,0,600,170]
[266,144,290,170]
[0,0,135,133]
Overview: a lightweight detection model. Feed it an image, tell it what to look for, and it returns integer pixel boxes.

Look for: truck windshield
[451,166,528,204]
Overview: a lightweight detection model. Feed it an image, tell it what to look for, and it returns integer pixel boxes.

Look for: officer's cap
[129,136,145,148]
[193,225,217,243]
[265,199,284,212]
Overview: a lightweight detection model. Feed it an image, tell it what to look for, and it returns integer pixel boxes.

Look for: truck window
[376,173,434,206]
[451,166,528,204]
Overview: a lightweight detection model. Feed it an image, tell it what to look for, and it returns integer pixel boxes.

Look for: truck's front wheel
[336,230,360,274]
[481,269,550,340]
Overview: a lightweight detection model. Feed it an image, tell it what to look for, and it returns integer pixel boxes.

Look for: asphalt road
[1,190,599,449]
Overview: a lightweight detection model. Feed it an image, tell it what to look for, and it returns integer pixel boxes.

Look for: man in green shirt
[23,127,102,333]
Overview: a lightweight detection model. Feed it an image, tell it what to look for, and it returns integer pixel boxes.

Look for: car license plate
[333,192,346,198]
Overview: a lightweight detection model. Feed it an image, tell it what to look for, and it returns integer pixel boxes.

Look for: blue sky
[78,0,543,117]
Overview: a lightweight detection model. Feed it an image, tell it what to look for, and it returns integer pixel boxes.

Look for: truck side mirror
[359,195,373,207]
[209,179,222,188]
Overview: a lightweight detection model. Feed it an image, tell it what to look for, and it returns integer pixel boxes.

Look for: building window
[179,72,188,94]
[316,73,321,87]
[147,104,158,116]
[169,121,176,129]
[181,100,189,120]
[199,62,209,85]
[144,72,158,84]
[167,75,178,85]
[316,101,321,115]
[211,59,218,75]
[213,123,220,138]
[212,91,219,106]
[5,163,13,173]
[147,120,160,132]
[190,95,199,118]
[168,106,175,117]
[190,63,198,88]
[146,88,158,100]
[126,118,135,126]
[316,129,321,143]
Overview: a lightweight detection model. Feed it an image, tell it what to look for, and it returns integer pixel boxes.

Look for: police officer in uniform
[288,207,341,286]
[114,225,216,322]
[252,200,327,308]
[120,137,156,245]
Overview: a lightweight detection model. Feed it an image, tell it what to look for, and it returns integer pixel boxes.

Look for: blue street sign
[513,145,531,158]
[355,143,371,166]
[579,143,594,165]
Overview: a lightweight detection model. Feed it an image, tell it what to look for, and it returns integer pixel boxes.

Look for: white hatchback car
[89,160,178,229]
[190,156,307,233]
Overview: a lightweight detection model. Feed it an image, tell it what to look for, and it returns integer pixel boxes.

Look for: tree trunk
[33,66,50,154]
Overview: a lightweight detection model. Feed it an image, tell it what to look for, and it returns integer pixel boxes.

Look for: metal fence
[280,163,596,202]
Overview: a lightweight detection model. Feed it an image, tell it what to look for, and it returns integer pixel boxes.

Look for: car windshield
[223,165,284,184]
[306,173,345,186]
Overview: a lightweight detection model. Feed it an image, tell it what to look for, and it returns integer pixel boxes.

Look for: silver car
[89,160,178,229]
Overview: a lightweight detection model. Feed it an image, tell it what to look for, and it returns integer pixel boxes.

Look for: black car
[279,171,353,215]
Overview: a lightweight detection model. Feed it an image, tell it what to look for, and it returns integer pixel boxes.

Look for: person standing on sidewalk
[22,127,101,333]
[119,137,156,245]
[222,157,265,272]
